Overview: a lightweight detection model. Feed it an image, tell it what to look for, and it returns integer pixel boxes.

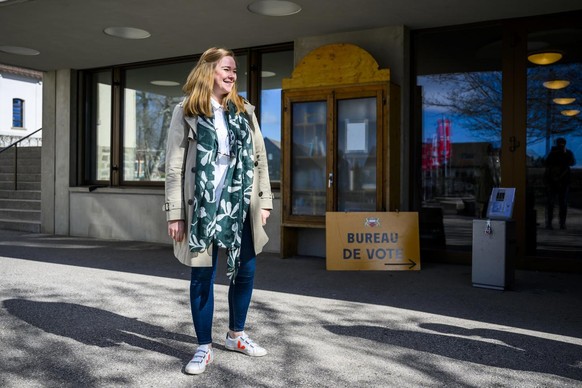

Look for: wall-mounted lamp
[528,51,562,65]
[543,80,570,90]
[561,109,580,117]
[553,97,576,105]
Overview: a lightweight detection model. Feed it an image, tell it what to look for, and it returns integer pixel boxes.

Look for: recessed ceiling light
[0,0,32,5]
[543,80,570,90]
[528,51,563,65]
[104,27,151,39]
[0,45,40,55]
[261,71,276,77]
[553,97,576,105]
[247,0,301,16]
[561,109,580,117]
[150,80,180,86]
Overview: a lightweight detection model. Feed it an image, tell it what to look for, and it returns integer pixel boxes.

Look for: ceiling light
[528,51,562,65]
[0,45,40,56]
[561,109,580,117]
[543,80,570,90]
[247,0,301,16]
[150,80,180,86]
[104,27,151,39]
[261,71,276,77]
[553,97,576,105]
[0,0,32,6]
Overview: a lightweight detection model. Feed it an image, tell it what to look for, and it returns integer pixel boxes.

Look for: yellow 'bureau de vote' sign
[325,212,421,271]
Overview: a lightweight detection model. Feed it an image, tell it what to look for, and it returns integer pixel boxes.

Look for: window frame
[12,98,24,128]
[78,43,293,188]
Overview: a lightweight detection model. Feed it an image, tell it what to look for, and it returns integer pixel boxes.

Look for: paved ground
[1,229,581,387]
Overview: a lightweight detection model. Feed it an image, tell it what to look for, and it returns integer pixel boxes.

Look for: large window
[525,24,582,258]
[85,71,112,181]
[81,44,292,186]
[260,50,294,184]
[414,12,582,269]
[123,62,193,182]
[414,25,503,251]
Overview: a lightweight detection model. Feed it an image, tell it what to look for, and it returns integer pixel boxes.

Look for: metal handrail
[0,128,42,191]
[0,127,42,154]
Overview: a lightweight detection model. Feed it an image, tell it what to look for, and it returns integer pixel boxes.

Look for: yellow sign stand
[325,212,421,271]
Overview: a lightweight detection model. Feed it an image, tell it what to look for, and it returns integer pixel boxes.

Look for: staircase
[0,146,41,233]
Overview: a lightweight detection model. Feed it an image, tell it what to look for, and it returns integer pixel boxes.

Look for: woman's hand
[168,220,185,242]
[261,209,271,226]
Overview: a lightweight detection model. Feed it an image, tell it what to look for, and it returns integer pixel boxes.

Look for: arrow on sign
[384,259,417,269]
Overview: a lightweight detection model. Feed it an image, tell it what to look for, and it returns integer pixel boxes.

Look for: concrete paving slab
[1,229,581,387]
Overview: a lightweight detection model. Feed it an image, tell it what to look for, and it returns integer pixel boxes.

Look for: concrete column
[54,70,71,235]
[41,69,71,235]
[40,71,56,234]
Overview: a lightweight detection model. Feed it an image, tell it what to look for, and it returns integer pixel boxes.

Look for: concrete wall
[68,187,281,252]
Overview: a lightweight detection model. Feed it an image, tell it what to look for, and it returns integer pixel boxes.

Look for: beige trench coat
[164,101,273,267]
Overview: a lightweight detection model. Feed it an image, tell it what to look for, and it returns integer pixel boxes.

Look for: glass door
[290,100,328,216]
[282,90,332,225]
[414,25,503,250]
[336,96,381,211]
[525,25,582,258]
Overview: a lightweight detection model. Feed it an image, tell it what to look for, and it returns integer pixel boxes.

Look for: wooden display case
[281,44,400,257]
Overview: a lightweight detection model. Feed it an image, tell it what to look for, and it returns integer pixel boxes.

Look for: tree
[134,91,179,180]
[422,63,582,150]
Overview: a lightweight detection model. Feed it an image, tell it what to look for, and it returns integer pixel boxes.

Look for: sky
[419,75,582,167]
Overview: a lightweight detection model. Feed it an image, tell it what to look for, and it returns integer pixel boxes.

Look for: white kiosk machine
[472,188,517,290]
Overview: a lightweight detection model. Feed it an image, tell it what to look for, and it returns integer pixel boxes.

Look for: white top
[210,98,231,203]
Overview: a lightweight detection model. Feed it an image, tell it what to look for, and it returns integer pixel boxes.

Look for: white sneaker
[225,332,267,357]
[184,346,213,375]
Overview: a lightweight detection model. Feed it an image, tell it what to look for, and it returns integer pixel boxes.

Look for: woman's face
[212,56,237,102]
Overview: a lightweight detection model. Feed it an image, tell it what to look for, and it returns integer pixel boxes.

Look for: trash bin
[472,219,516,290]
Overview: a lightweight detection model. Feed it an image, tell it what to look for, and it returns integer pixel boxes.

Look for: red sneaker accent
[237,341,246,350]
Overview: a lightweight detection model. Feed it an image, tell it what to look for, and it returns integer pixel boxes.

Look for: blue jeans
[189,216,256,345]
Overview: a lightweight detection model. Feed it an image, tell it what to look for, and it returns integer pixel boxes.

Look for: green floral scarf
[189,101,254,280]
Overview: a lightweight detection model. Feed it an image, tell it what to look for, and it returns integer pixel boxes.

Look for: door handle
[509,136,520,152]
[328,172,334,188]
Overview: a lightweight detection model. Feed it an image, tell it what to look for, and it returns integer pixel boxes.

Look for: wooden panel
[282,43,390,90]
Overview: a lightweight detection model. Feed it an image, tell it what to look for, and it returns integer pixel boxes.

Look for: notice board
[326,212,421,271]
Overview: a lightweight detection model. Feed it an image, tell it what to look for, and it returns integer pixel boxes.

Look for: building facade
[0,64,42,146]
[1,4,581,272]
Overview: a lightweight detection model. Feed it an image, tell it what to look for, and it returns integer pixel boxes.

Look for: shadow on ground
[2,230,582,341]
[325,323,582,381]
[3,299,194,362]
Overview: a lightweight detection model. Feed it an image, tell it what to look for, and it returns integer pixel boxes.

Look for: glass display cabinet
[281,44,400,257]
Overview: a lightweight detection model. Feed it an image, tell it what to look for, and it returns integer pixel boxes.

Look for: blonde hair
[182,47,246,117]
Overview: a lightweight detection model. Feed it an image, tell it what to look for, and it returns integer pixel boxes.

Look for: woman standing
[164,47,273,375]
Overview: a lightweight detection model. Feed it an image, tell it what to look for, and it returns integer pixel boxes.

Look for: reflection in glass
[337,98,377,211]
[418,72,502,247]
[123,62,191,181]
[261,50,294,183]
[237,55,247,98]
[291,101,327,216]
[91,71,111,181]
[526,35,582,255]
[415,25,503,250]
